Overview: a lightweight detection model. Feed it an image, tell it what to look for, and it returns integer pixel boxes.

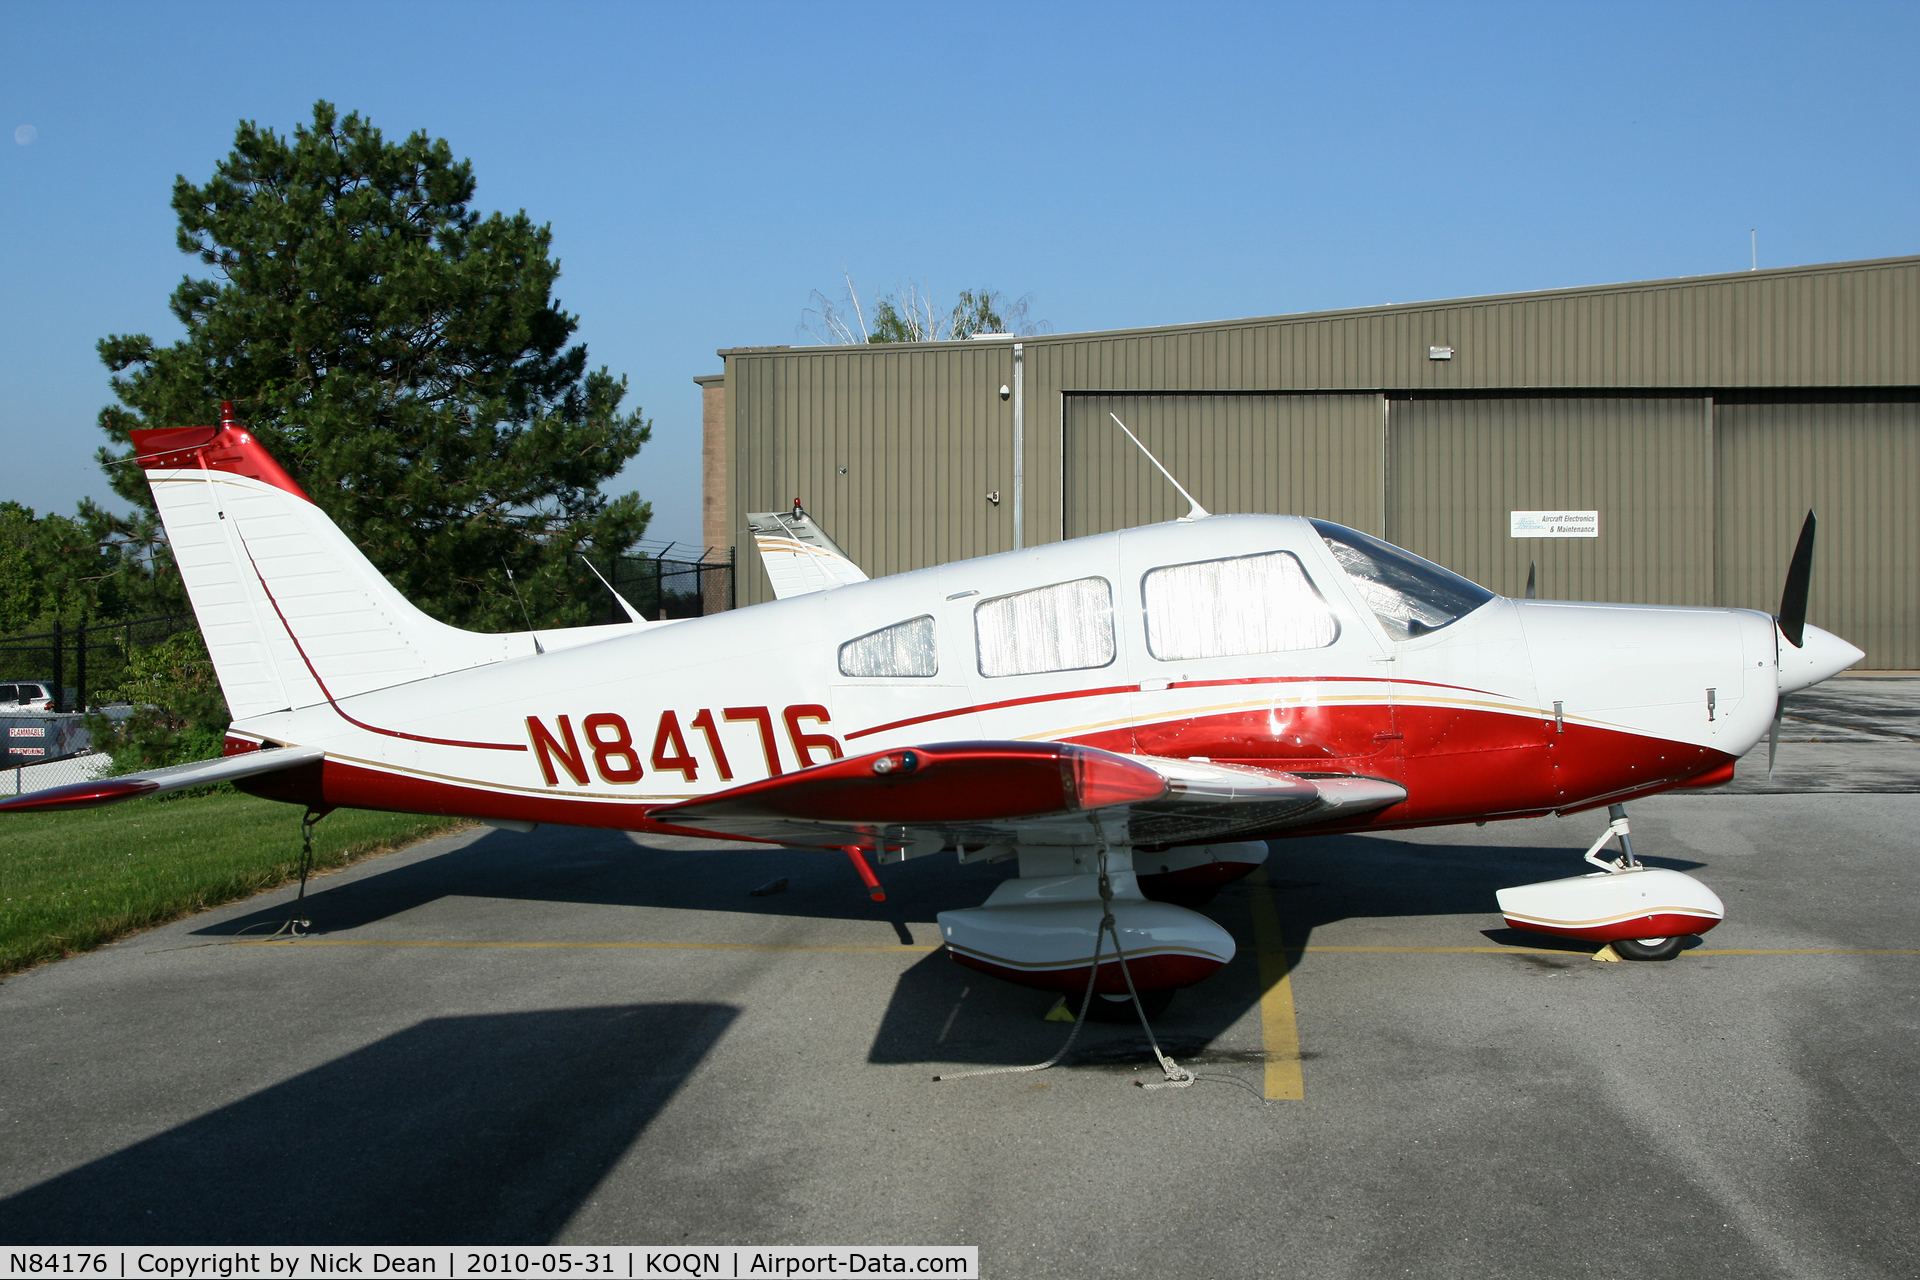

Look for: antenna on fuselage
[577,552,646,624]
[501,557,544,654]
[1108,412,1210,521]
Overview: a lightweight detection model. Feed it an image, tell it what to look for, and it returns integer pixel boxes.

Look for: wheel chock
[1043,996,1077,1022]
[1591,943,1622,962]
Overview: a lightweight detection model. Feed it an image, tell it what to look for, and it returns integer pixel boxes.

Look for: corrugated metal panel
[727,345,1020,606]
[1714,403,1920,669]
[723,256,1918,606]
[730,255,1918,395]
[1387,398,1713,605]
[1063,394,1384,540]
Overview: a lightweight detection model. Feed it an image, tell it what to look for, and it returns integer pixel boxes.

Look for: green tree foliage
[0,502,178,633]
[85,631,230,772]
[95,101,651,632]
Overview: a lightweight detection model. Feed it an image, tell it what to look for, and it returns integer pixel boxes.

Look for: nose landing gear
[1494,803,1725,958]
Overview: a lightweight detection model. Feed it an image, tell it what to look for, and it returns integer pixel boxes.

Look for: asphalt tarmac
[1,679,1916,1277]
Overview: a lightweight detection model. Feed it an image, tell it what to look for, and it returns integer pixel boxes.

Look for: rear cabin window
[1312,520,1494,640]
[838,615,939,678]
[0,686,15,702]
[1142,551,1339,660]
[975,577,1115,677]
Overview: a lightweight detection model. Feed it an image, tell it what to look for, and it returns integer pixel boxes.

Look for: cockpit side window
[839,615,939,677]
[975,577,1115,677]
[1311,520,1494,640]
[1142,551,1338,660]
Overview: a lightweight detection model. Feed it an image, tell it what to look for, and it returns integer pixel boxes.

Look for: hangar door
[1387,398,1713,605]
[1715,402,1920,670]
[1063,393,1386,540]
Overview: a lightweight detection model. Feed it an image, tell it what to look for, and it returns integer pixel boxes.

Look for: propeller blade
[1524,561,1537,599]
[1768,700,1782,778]
[1776,510,1816,649]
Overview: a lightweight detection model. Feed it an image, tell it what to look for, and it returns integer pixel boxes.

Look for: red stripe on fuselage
[235,702,1736,847]
[235,756,769,843]
[842,674,1498,742]
[236,535,527,753]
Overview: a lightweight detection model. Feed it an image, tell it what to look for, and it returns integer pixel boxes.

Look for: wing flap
[651,741,1406,850]
[657,740,1166,830]
[0,745,325,813]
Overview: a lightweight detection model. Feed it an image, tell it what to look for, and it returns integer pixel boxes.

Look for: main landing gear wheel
[1611,936,1688,961]
[1085,987,1176,1023]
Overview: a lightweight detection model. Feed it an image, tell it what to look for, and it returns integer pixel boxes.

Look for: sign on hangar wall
[1510,510,1599,538]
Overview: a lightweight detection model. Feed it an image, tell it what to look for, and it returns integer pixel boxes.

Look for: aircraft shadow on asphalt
[0,1003,735,1245]
[866,834,1706,1068]
[191,823,1704,1072]
[194,824,1020,941]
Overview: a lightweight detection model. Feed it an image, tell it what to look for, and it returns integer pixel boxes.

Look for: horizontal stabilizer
[0,745,324,813]
[747,508,868,599]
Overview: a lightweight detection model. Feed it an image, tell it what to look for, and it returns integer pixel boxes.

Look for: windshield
[1311,520,1494,640]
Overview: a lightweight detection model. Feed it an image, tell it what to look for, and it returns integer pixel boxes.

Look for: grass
[0,790,468,975]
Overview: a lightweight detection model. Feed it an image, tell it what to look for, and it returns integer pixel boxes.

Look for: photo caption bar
[0,1249,978,1280]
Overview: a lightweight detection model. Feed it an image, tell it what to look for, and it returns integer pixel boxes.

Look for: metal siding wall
[1013,257,1920,396]
[728,346,1019,606]
[1714,403,1920,670]
[1063,394,1384,540]
[722,258,1918,605]
[1387,398,1713,604]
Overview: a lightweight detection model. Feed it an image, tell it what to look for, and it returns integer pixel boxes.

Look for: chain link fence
[0,546,735,796]
[6,747,113,799]
[600,547,735,622]
[0,613,199,714]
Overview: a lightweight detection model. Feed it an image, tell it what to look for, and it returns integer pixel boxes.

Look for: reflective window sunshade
[1142,551,1339,660]
[838,615,939,677]
[1312,520,1494,640]
[975,577,1115,677]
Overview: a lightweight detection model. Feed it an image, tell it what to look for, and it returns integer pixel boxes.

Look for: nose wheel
[1610,935,1687,961]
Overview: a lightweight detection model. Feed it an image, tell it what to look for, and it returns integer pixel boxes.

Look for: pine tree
[96,101,651,630]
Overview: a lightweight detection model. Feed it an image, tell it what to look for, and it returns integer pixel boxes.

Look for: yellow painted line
[1245,867,1304,1102]
[236,938,940,954]
[235,940,1915,959]
[1686,947,1920,955]
[1284,945,1920,956]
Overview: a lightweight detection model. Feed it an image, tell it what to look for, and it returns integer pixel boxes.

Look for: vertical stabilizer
[133,406,579,721]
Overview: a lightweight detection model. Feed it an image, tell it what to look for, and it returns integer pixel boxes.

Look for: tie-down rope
[934,845,1193,1089]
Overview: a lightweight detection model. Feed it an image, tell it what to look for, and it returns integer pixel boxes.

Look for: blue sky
[3,1,1915,549]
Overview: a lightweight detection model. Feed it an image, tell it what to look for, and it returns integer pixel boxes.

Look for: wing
[0,745,325,813]
[747,510,869,599]
[653,740,1405,852]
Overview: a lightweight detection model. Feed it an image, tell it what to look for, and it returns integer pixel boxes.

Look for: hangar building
[699,255,1919,668]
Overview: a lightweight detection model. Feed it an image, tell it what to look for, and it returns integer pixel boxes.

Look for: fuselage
[233,514,1792,841]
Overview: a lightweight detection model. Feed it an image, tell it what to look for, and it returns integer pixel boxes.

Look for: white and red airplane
[7,405,1863,1015]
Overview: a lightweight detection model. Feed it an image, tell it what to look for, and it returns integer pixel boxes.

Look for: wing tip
[0,776,161,813]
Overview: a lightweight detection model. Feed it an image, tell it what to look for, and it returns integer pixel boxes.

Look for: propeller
[1524,561,1537,599]
[1776,510,1816,650]
[1769,510,1817,778]
[1768,698,1783,778]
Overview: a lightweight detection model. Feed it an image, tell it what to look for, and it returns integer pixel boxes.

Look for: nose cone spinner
[1779,624,1865,695]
